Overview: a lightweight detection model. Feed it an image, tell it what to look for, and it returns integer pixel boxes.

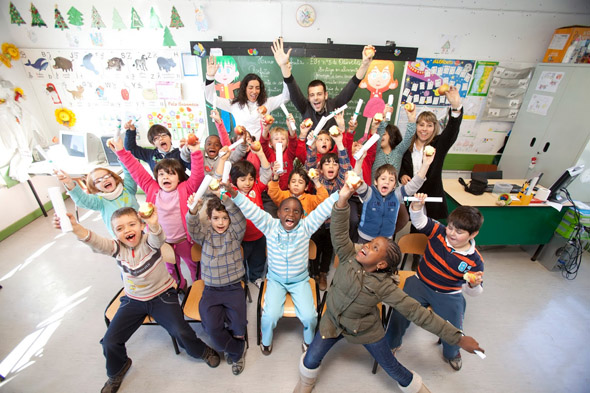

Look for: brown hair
[448,206,484,234]
[374,164,397,182]
[153,159,189,184]
[384,124,402,150]
[206,198,229,220]
[110,207,140,225]
[147,124,171,145]
[409,111,440,152]
[86,168,123,194]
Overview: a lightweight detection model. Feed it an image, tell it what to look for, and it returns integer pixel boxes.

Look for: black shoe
[101,358,132,393]
[232,343,247,375]
[202,346,220,368]
[260,343,272,356]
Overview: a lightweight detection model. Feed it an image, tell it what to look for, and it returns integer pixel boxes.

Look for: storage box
[555,205,590,239]
[543,26,590,63]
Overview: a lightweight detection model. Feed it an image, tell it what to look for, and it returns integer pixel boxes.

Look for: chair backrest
[191,243,202,262]
[397,270,416,290]
[161,243,176,264]
[398,233,428,256]
[472,164,498,173]
[309,240,317,260]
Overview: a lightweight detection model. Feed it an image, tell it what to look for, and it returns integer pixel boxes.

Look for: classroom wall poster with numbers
[19,48,208,142]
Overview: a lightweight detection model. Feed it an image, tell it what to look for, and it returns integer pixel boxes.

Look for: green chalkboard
[203,56,405,139]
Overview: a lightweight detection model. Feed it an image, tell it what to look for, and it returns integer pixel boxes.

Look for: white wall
[0,0,589,233]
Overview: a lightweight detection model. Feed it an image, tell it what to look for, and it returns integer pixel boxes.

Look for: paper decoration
[163,26,176,47]
[54,6,69,30]
[55,108,76,127]
[170,6,184,28]
[130,7,143,30]
[112,8,125,30]
[91,6,106,29]
[0,43,20,68]
[150,7,163,28]
[30,3,47,28]
[194,6,208,32]
[9,2,26,26]
[67,6,83,26]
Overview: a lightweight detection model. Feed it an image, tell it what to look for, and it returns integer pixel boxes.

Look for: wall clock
[296,4,316,27]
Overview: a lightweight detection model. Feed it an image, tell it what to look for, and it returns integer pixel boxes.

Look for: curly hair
[231,73,267,108]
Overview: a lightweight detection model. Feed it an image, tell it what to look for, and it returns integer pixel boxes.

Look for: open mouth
[103,181,113,189]
[326,170,336,178]
[125,233,136,242]
[358,247,367,258]
[284,218,295,228]
[249,93,258,101]
[380,186,389,194]
[160,142,168,150]
[312,101,322,111]
[162,180,171,188]
[207,149,218,157]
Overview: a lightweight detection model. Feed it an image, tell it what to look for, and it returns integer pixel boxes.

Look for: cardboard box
[543,26,590,63]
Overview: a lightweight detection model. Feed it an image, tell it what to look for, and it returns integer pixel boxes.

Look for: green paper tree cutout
[67,6,83,26]
[150,7,163,29]
[91,6,106,29]
[112,8,125,30]
[54,6,69,30]
[9,2,26,26]
[30,3,47,27]
[130,7,143,30]
[169,6,184,28]
[163,26,176,47]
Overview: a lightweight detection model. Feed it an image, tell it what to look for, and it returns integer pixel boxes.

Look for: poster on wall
[400,58,476,105]
[468,61,499,96]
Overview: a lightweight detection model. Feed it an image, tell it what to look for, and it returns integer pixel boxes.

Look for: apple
[424,145,435,156]
[364,46,376,58]
[138,202,155,218]
[250,141,262,152]
[404,102,415,112]
[308,168,318,178]
[186,133,198,146]
[346,171,362,190]
[373,113,384,123]
[463,272,477,284]
[438,84,450,95]
[258,106,267,115]
[302,118,313,128]
[264,114,275,125]
[209,179,220,191]
[329,125,340,136]
[234,125,246,136]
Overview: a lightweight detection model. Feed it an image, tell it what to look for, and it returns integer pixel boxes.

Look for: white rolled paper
[385,95,394,121]
[308,116,330,146]
[188,175,213,210]
[275,142,284,174]
[280,103,297,131]
[48,186,73,232]
[212,95,217,111]
[218,139,244,158]
[403,196,444,202]
[332,104,348,116]
[221,161,232,184]
[114,126,122,141]
[353,133,380,161]
[352,99,363,121]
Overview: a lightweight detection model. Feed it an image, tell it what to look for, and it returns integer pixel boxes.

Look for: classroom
[1,0,589,392]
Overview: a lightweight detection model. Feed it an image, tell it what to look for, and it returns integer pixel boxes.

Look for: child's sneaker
[101,358,132,393]
[260,343,272,356]
[447,353,462,371]
[232,343,247,375]
[202,346,221,368]
[302,341,309,352]
[224,352,233,365]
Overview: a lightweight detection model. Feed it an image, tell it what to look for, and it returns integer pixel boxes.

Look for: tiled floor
[1,200,589,393]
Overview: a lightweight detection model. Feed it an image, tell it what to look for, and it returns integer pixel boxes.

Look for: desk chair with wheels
[256,240,321,346]
[104,243,181,354]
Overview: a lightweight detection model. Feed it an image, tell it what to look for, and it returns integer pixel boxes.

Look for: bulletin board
[19,48,209,143]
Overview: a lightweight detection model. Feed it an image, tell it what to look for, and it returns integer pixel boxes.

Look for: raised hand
[206,56,219,78]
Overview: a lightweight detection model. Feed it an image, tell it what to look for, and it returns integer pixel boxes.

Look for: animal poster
[401,58,476,105]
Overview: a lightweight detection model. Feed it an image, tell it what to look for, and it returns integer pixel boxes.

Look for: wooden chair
[472,163,498,173]
[256,240,321,346]
[398,233,429,270]
[104,243,180,354]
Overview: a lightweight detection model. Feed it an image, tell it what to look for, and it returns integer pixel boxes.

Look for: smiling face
[320,158,339,181]
[356,237,389,272]
[157,168,180,192]
[446,223,478,251]
[91,169,117,193]
[316,133,332,155]
[367,64,392,90]
[277,198,303,231]
[416,119,436,144]
[112,213,145,248]
[246,80,261,103]
[289,174,307,197]
[236,173,255,194]
[374,170,396,196]
[205,135,222,159]
[209,209,230,234]
[308,85,328,113]
[215,63,239,85]
[153,133,172,152]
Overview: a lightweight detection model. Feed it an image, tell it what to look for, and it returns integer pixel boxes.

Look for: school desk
[443,178,567,253]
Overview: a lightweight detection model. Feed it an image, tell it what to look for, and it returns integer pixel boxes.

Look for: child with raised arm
[220,137,271,286]
[53,207,220,393]
[385,192,484,372]
[55,147,138,238]
[293,182,484,393]
[225,183,340,355]
[267,163,329,218]
[185,191,248,375]
[113,137,204,290]
[355,148,436,244]
[123,121,189,171]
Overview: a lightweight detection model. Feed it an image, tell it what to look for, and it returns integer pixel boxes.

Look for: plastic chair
[256,240,321,346]
[398,233,429,270]
[104,243,180,354]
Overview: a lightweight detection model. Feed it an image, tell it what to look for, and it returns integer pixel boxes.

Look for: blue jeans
[303,331,414,387]
[385,275,466,360]
[101,288,207,377]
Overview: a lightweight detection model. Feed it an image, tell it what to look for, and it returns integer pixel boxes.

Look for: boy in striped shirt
[225,183,339,355]
[385,193,484,371]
